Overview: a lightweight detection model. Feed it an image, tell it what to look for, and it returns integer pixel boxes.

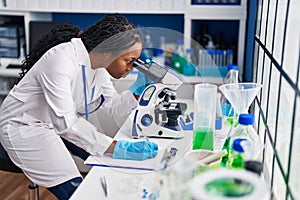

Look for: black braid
[20,13,142,78]
[81,13,142,53]
[20,23,81,78]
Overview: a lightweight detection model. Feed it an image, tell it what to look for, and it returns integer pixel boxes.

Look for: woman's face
[106,42,142,79]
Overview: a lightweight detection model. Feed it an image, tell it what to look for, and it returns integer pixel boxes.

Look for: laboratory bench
[70,99,232,200]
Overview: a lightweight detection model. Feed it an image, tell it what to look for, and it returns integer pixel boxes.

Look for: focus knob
[141,114,152,126]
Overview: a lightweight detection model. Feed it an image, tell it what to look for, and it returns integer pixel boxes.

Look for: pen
[100,176,108,197]
[140,131,150,142]
[137,124,150,142]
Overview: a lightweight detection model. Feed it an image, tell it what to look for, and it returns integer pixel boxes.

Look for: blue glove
[113,140,158,161]
[128,71,153,96]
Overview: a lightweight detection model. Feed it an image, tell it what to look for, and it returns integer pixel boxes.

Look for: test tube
[207,49,214,68]
[227,50,234,66]
[222,50,227,67]
[198,49,204,76]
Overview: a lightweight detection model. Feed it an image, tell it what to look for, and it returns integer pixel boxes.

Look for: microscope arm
[133,59,183,90]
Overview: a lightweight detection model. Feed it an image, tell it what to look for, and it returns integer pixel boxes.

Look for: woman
[0,14,157,199]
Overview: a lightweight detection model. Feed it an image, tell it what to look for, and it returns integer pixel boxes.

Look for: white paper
[85,115,193,171]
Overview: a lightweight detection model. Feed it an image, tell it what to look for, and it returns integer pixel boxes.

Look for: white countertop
[70,99,229,199]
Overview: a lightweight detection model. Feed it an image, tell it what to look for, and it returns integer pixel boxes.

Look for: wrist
[104,140,117,155]
[132,93,140,100]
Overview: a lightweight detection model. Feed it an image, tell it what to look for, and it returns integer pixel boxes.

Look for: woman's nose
[128,65,134,71]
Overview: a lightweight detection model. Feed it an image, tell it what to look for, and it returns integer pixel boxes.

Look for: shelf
[184,0,247,78]
[0,8,185,14]
[0,67,21,78]
[186,5,247,20]
[0,1,246,83]
[124,73,223,85]
[0,90,9,95]
[1,0,246,16]
[0,0,186,14]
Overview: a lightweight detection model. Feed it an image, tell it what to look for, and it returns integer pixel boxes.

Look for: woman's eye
[126,60,133,64]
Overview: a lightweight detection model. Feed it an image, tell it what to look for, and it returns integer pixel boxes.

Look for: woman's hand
[128,71,153,98]
[112,140,158,161]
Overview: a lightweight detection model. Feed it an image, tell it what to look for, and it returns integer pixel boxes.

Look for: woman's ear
[102,52,112,59]
[77,30,84,37]
[89,51,110,69]
[103,52,121,67]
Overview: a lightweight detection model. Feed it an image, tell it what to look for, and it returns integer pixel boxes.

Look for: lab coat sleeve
[105,90,138,117]
[36,54,112,156]
[61,118,113,156]
[98,70,138,119]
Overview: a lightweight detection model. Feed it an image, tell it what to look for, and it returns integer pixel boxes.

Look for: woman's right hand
[112,140,158,161]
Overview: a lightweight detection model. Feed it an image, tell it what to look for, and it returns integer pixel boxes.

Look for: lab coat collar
[71,38,91,70]
[71,38,96,86]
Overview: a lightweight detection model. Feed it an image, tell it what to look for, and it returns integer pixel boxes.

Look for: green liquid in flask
[192,127,214,150]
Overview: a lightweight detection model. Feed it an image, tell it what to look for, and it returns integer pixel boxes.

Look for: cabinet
[0,23,25,58]
[0,10,51,105]
[0,75,19,104]
[184,0,247,77]
[0,0,247,102]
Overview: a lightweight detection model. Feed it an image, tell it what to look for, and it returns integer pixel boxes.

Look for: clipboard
[84,124,193,171]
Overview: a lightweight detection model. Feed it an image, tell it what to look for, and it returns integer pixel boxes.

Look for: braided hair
[81,13,142,53]
[20,13,142,78]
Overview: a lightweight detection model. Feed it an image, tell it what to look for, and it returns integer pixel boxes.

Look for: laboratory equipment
[204,34,215,50]
[131,58,188,139]
[118,176,141,195]
[189,169,270,200]
[185,149,226,174]
[219,65,237,167]
[152,49,165,67]
[218,83,262,117]
[218,83,262,167]
[229,138,249,169]
[100,176,108,197]
[183,48,196,76]
[159,147,179,171]
[221,65,239,119]
[223,65,239,84]
[172,39,185,74]
[193,83,217,150]
[185,149,226,166]
[227,49,234,65]
[230,114,263,161]
[142,31,154,59]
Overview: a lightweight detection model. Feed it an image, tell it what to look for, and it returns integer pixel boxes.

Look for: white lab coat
[0,38,137,187]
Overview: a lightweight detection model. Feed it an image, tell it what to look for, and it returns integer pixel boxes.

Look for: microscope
[131,59,190,139]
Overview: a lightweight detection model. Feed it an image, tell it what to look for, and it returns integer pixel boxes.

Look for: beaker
[193,83,217,150]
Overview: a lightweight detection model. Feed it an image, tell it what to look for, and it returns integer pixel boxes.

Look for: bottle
[183,48,196,76]
[196,24,209,47]
[214,32,227,50]
[143,31,154,60]
[227,49,234,66]
[204,34,215,50]
[152,49,165,66]
[219,65,239,168]
[230,114,263,161]
[230,138,250,169]
[164,49,173,68]
[223,64,239,83]
[171,39,185,74]
[205,40,216,50]
[221,65,239,125]
[160,36,166,51]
